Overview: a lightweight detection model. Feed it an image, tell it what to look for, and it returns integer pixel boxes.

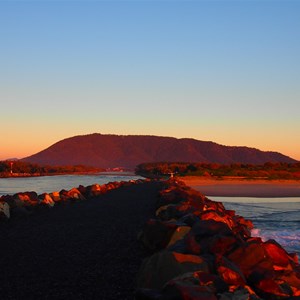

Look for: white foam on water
[251,228,300,254]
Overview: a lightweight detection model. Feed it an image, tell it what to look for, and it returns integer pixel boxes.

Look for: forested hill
[23,133,297,169]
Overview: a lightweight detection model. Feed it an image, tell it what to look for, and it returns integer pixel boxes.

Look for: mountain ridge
[22,133,298,168]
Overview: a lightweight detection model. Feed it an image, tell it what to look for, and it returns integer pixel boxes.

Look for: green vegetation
[0,160,104,177]
[135,162,300,180]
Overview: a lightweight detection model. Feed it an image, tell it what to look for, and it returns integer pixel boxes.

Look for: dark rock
[0,200,10,219]
[136,250,209,289]
[254,277,293,299]
[138,219,177,252]
[192,220,232,239]
[219,286,262,300]
[13,191,39,207]
[135,288,163,300]
[162,273,219,300]
[166,225,191,248]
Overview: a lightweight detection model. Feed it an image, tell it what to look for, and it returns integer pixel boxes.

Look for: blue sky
[1,0,299,160]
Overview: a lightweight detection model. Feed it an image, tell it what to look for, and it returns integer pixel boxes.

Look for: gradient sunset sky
[1,0,299,161]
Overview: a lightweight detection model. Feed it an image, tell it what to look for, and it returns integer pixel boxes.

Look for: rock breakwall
[136,179,300,299]
[0,179,148,221]
[1,178,299,299]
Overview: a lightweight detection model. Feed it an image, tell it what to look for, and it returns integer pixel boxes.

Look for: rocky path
[0,181,161,299]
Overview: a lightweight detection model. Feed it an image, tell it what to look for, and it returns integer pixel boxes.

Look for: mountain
[23,133,298,168]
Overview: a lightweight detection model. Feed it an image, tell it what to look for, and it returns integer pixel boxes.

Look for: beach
[180,177,300,197]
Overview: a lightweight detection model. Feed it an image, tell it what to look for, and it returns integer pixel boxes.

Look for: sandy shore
[180,177,300,197]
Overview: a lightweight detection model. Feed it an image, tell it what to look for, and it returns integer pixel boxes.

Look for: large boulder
[216,256,246,287]
[157,271,229,300]
[200,211,235,230]
[38,193,55,207]
[219,286,262,300]
[66,188,86,201]
[138,219,178,252]
[137,250,210,289]
[136,179,300,300]
[13,191,39,207]
[263,239,293,271]
[254,277,293,299]
[167,225,191,248]
[0,201,10,219]
[156,204,195,221]
[227,239,274,278]
[49,191,61,202]
[85,184,104,197]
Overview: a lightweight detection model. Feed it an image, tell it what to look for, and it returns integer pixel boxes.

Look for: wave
[251,228,300,254]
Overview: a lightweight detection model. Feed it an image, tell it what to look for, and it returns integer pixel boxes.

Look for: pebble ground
[0,181,161,299]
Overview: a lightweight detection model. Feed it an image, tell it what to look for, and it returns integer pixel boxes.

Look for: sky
[0,0,299,161]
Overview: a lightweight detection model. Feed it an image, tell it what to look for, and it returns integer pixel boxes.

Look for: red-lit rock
[194,271,228,293]
[254,277,293,299]
[203,198,226,214]
[49,191,61,202]
[13,191,39,207]
[219,285,261,300]
[277,271,300,297]
[216,256,246,286]
[200,210,235,230]
[184,231,202,255]
[155,204,188,221]
[167,225,191,248]
[58,189,71,202]
[263,239,292,271]
[67,188,86,201]
[86,184,103,197]
[227,240,273,277]
[289,253,299,264]
[234,215,254,230]
[38,193,55,207]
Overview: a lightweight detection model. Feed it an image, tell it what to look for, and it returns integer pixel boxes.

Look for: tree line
[0,160,104,177]
[135,162,300,179]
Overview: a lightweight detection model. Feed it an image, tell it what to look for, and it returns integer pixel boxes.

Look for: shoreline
[0,170,135,179]
[180,176,300,197]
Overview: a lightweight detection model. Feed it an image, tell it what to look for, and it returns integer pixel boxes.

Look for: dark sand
[0,181,161,299]
[181,177,300,197]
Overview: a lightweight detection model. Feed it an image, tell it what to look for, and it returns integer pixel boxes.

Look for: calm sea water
[0,175,299,255]
[0,172,143,195]
[211,196,300,255]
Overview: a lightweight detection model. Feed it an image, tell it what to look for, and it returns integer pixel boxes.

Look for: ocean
[0,172,143,195]
[211,196,300,256]
[0,174,299,255]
